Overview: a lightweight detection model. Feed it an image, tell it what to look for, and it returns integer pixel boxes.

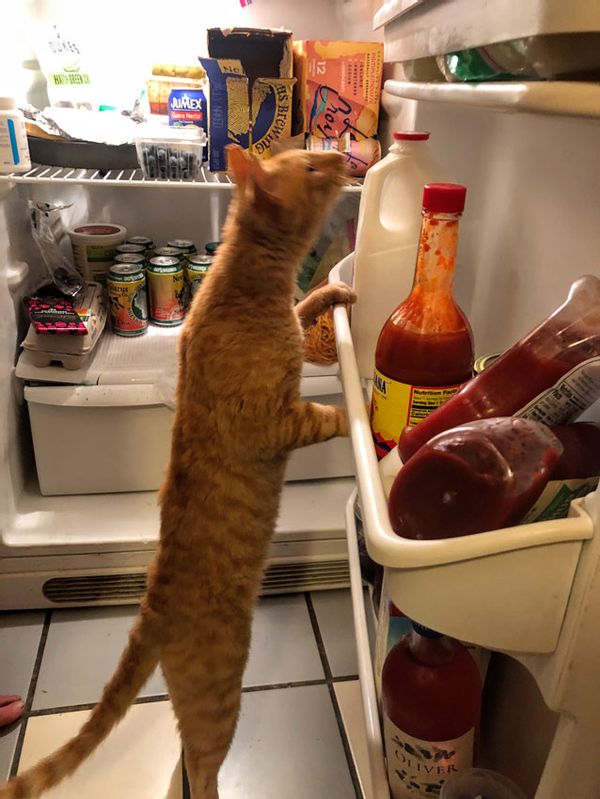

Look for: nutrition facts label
[518,357,600,425]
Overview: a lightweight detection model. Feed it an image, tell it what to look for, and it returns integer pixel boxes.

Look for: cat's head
[226,145,347,249]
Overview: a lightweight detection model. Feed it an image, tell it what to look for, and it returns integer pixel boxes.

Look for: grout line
[242,679,327,694]
[28,693,171,718]
[304,593,364,799]
[9,610,52,778]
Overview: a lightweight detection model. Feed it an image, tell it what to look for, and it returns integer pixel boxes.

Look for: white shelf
[0,163,363,193]
[1,477,355,556]
[384,78,600,118]
[16,325,341,386]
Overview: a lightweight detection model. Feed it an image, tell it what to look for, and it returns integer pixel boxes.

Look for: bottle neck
[411,209,461,296]
[408,628,456,667]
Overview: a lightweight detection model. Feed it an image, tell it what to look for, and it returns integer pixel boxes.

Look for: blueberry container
[134,126,207,181]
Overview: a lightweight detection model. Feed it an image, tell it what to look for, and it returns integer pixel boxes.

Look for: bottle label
[370,369,461,459]
[517,357,600,426]
[521,477,599,523]
[383,715,474,798]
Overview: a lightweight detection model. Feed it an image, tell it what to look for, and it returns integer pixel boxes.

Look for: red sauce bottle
[398,275,600,463]
[382,622,482,799]
[370,184,474,460]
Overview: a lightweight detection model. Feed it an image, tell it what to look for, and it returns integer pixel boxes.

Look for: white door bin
[329,253,595,655]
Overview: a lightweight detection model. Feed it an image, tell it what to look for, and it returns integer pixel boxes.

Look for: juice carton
[293,40,384,139]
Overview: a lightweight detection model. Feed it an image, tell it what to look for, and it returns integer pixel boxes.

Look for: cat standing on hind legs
[0,145,355,799]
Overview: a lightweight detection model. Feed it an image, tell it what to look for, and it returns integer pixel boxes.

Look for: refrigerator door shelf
[24,381,353,496]
[330,254,595,654]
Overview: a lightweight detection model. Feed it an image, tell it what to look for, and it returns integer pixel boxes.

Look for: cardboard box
[200,57,295,169]
[198,58,250,172]
[293,40,384,139]
[251,78,296,159]
[207,28,293,82]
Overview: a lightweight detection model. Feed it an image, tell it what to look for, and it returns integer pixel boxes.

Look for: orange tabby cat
[0,146,355,799]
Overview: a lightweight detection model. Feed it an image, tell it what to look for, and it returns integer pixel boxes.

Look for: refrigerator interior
[0,0,380,606]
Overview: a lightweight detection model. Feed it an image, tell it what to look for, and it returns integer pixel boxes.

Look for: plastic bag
[29,201,83,297]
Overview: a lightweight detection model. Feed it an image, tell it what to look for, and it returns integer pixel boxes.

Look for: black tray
[28,137,139,171]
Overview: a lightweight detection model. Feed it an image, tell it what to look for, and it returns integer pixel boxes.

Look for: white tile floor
[0,590,372,798]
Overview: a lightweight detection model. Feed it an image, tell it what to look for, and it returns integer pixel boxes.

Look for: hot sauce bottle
[370,184,474,460]
[382,622,482,799]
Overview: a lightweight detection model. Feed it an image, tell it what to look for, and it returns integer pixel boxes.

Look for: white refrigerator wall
[6,0,380,110]
[380,92,600,358]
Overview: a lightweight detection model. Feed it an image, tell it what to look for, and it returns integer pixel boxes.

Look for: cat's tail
[0,614,160,799]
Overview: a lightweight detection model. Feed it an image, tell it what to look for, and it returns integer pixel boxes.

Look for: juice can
[116,243,146,257]
[107,264,148,336]
[114,253,147,269]
[147,256,186,326]
[126,236,155,257]
[187,254,212,300]
[154,246,185,262]
[167,239,197,267]
[204,241,221,257]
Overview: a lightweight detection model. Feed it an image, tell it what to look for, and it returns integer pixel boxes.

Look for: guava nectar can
[107,263,148,336]
[147,256,186,326]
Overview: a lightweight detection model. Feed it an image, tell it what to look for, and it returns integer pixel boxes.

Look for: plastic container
[440,768,527,799]
[351,131,450,379]
[20,282,107,369]
[398,275,600,463]
[68,223,127,284]
[370,183,473,459]
[134,125,207,181]
[0,98,31,174]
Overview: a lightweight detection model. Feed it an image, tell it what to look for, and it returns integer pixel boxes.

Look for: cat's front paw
[328,283,357,306]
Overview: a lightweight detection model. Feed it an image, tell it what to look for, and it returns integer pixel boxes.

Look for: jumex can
[147,256,186,326]
[107,264,148,336]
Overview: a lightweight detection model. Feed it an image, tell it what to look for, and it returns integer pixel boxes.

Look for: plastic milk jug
[351,131,449,379]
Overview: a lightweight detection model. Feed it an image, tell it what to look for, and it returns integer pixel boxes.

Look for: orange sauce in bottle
[370,184,474,460]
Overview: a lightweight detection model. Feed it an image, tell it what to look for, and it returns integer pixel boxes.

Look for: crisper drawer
[25,378,354,496]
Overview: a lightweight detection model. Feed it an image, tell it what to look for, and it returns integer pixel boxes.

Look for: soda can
[166,239,196,268]
[126,236,155,257]
[187,254,212,300]
[107,264,148,337]
[147,256,186,326]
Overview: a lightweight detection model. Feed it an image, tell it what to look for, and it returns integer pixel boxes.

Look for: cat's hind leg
[161,630,248,799]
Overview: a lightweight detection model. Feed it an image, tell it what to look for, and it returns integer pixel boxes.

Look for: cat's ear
[227,145,254,188]
[227,145,279,207]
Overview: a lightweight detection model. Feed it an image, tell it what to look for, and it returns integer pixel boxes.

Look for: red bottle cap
[422,183,467,214]
[393,131,430,141]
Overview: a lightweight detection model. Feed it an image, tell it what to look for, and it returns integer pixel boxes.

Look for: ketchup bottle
[382,622,482,799]
[370,183,474,460]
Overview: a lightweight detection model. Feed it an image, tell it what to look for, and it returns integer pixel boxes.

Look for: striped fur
[0,146,355,799]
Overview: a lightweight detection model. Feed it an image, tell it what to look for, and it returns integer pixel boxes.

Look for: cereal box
[293,40,384,139]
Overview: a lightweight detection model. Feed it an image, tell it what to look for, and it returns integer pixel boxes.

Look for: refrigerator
[2,0,600,797]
